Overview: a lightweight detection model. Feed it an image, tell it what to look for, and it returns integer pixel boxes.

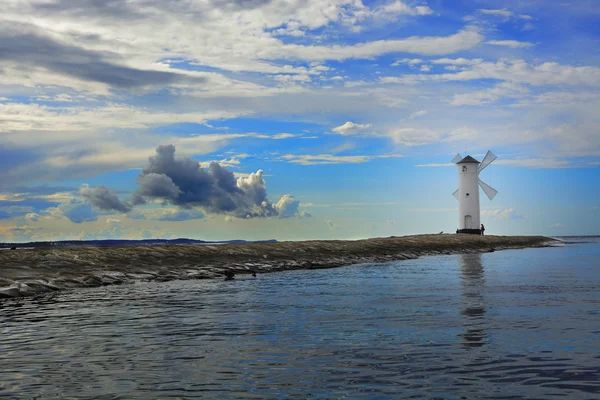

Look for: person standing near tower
[481,224,485,235]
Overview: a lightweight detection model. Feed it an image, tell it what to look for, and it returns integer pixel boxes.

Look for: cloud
[304,201,405,208]
[0,21,206,93]
[0,204,37,220]
[431,58,483,65]
[495,158,572,168]
[408,110,428,119]
[281,153,403,165]
[50,199,98,223]
[79,184,132,213]
[391,58,423,66]
[373,1,433,18]
[156,208,206,221]
[381,59,600,87]
[274,194,300,218]
[481,208,524,220]
[123,207,205,221]
[478,9,514,18]
[550,223,566,228]
[281,28,484,61]
[0,125,295,186]
[477,9,533,21]
[387,128,442,146]
[415,157,575,169]
[332,121,372,135]
[486,40,534,48]
[9,185,77,196]
[272,194,310,218]
[0,0,482,92]
[450,82,529,106]
[414,163,454,167]
[25,212,40,222]
[131,144,280,218]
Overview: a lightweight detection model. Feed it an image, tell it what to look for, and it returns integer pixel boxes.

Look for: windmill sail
[478,150,497,173]
[452,189,459,200]
[479,179,498,200]
[451,153,462,164]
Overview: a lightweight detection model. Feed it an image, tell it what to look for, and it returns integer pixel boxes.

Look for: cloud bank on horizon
[0,0,598,241]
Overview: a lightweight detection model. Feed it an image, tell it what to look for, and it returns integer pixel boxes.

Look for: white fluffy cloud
[275,194,311,218]
[332,121,372,135]
[486,40,534,48]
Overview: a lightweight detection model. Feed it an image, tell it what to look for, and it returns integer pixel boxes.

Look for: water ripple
[1,244,599,399]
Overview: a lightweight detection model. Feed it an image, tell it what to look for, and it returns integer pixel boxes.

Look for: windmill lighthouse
[452,151,498,234]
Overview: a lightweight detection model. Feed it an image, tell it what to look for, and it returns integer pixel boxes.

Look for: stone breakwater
[0,234,556,299]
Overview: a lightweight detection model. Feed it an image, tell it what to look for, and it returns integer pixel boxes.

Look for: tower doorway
[465,215,472,229]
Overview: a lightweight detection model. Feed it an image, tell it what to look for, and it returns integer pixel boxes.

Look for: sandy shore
[0,234,557,298]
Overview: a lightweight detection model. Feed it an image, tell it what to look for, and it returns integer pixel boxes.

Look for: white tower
[451,151,498,234]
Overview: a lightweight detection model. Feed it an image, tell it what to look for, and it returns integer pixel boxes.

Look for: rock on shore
[0,234,557,299]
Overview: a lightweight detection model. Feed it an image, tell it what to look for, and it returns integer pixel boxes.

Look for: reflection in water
[459,253,487,348]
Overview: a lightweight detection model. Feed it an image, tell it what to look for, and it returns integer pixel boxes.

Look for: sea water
[1,237,599,399]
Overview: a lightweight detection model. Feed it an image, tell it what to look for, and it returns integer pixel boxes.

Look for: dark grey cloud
[34,0,148,19]
[79,185,132,213]
[132,145,277,218]
[0,22,205,90]
[33,0,272,17]
[132,174,181,205]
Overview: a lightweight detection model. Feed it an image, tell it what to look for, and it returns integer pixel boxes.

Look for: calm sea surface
[1,238,599,399]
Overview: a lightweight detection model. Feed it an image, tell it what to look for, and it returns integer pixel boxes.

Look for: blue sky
[0,0,598,241]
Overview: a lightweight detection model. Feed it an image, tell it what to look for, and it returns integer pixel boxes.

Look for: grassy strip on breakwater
[0,234,557,298]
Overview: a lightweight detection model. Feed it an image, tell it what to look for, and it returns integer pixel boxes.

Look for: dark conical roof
[457,155,480,164]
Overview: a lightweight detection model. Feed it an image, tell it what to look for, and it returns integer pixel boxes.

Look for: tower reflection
[458,253,487,348]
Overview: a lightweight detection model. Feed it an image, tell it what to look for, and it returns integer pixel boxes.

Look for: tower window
[462,166,467,172]
[466,193,470,197]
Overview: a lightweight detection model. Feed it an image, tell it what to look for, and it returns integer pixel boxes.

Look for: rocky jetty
[0,234,557,299]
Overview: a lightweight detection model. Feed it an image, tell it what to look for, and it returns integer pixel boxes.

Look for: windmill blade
[479,179,498,201]
[452,189,459,201]
[451,153,462,164]
[478,150,497,173]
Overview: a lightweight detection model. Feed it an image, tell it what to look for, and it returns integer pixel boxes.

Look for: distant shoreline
[0,234,557,299]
